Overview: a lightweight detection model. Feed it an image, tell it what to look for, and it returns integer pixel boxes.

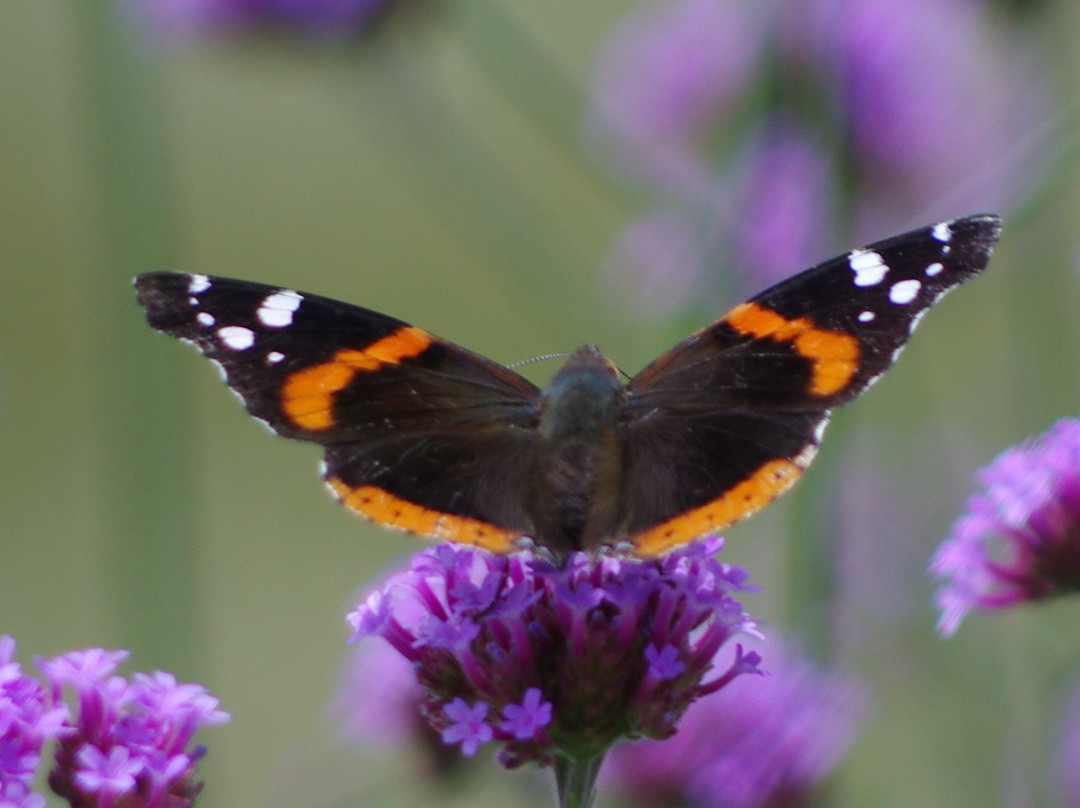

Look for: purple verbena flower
[931,418,1080,635]
[809,0,1044,235]
[589,0,1044,309]
[131,0,397,40]
[41,647,229,808]
[347,537,761,769]
[600,208,712,317]
[603,637,868,808]
[586,0,765,196]
[729,120,835,289]
[0,637,68,807]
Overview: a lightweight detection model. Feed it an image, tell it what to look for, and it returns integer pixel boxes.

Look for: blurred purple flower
[41,647,229,808]
[590,0,1044,308]
[0,637,68,808]
[131,0,396,39]
[729,121,836,289]
[805,0,1044,236]
[335,636,426,749]
[601,209,712,316]
[347,538,762,769]
[603,636,868,808]
[586,0,765,196]
[931,418,1080,635]
[1056,670,1080,807]
[0,637,227,808]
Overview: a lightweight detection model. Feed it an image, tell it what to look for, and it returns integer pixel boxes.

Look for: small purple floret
[500,688,553,741]
[644,644,685,681]
[440,700,493,758]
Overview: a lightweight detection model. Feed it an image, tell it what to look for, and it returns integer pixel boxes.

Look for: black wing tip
[951,212,1003,242]
[133,272,198,331]
[945,214,1003,273]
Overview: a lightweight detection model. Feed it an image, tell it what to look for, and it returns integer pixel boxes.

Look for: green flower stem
[554,753,605,808]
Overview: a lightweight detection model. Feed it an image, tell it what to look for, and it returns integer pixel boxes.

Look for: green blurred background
[3,1,1080,806]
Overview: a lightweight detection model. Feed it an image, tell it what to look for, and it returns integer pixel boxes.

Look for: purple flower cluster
[0,637,68,808]
[131,0,396,39]
[347,537,762,768]
[0,637,228,808]
[602,637,867,808]
[590,0,1042,311]
[931,418,1080,635]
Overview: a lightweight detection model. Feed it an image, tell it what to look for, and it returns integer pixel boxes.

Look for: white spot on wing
[925,262,944,277]
[189,274,211,294]
[217,325,255,351]
[858,310,875,323]
[257,290,303,328]
[266,350,285,365]
[932,222,952,243]
[196,312,216,327]
[849,249,888,287]
[889,279,921,304]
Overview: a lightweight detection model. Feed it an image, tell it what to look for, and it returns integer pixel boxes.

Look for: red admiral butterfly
[135,214,1001,556]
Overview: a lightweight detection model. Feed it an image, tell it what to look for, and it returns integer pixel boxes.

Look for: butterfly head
[539,346,625,440]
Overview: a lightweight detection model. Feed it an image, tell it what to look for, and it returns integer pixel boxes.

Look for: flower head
[347,537,761,768]
[602,637,868,808]
[931,418,1080,635]
[0,637,68,807]
[41,647,229,808]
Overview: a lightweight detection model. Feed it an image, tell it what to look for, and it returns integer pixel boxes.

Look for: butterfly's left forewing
[620,214,1002,555]
[135,272,543,551]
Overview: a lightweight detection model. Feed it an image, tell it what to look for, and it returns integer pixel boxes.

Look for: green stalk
[553,753,605,808]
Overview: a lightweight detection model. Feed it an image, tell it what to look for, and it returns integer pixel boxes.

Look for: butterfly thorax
[530,346,626,553]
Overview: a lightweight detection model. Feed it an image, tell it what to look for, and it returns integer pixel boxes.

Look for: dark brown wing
[135,272,542,551]
[619,214,1002,555]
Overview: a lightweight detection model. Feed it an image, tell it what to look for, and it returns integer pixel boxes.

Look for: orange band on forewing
[326,477,518,553]
[725,302,792,339]
[361,326,432,364]
[280,326,433,431]
[793,330,860,395]
[723,302,860,396]
[630,459,801,557]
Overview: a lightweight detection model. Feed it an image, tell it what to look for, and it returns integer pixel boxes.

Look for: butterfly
[135,214,1001,557]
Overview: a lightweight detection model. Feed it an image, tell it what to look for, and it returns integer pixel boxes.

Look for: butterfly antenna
[508,352,572,369]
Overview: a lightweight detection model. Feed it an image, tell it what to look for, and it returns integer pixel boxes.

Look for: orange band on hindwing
[280,326,433,431]
[325,477,518,553]
[723,302,860,396]
[630,459,802,557]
